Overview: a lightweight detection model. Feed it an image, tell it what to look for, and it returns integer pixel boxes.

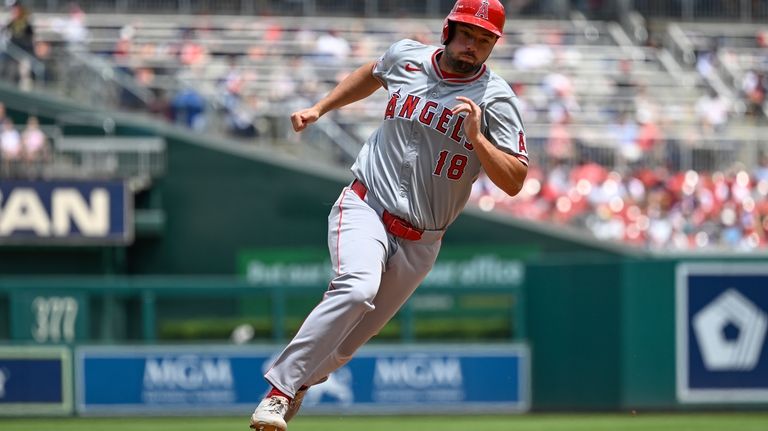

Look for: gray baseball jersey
[262,38,529,404]
[352,38,529,231]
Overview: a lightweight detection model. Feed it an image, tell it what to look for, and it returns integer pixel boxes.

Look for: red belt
[351,180,423,241]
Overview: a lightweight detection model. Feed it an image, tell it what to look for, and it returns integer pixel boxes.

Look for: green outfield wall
[3,256,767,412]
[525,257,768,411]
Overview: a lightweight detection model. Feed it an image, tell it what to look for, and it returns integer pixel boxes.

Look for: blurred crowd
[2,2,768,251]
[471,159,768,251]
[0,102,51,177]
[696,30,768,123]
[108,19,367,141]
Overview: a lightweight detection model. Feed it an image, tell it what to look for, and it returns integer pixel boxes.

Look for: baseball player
[250,1,528,429]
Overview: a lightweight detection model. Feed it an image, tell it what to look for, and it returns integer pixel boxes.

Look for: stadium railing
[0,276,526,344]
[632,0,768,22]
[18,0,570,17]
[16,0,768,21]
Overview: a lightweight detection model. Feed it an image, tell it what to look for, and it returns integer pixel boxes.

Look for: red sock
[267,386,292,402]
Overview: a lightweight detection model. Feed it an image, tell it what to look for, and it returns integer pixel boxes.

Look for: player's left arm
[453,96,528,197]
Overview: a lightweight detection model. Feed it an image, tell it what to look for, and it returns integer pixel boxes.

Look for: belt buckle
[387,216,422,241]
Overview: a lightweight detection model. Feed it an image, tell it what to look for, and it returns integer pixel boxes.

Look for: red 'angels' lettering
[385,90,474,152]
[384,89,401,119]
[398,94,421,119]
[435,107,453,134]
[518,131,527,153]
[418,101,438,125]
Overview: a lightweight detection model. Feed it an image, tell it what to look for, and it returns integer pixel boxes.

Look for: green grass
[1,413,767,431]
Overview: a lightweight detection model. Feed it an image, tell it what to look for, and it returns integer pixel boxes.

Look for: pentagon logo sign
[676,264,768,403]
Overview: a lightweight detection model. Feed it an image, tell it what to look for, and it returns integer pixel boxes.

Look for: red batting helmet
[441,0,505,45]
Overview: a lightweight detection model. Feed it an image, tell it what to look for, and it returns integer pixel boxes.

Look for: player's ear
[443,21,456,45]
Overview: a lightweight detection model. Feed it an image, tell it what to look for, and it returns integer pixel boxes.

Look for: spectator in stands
[635,108,664,165]
[695,87,731,133]
[1,1,35,84]
[177,28,209,68]
[546,110,575,163]
[695,38,720,80]
[0,117,22,177]
[148,87,172,122]
[544,158,570,198]
[512,38,554,70]
[113,24,135,60]
[226,94,260,139]
[263,20,284,44]
[4,2,34,55]
[543,68,579,120]
[216,55,261,138]
[170,86,206,131]
[755,152,768,183]
[33,40,55,84]
[313,28,351,64]
[740,69,766,121]
[610,110,641,166]
[586,205,626,242]
[633,84,659,125]
[119,66,155,111]
[611,58,638,114]
[21,115,48,175]
[51,2,88,47]
[218,55,245,108]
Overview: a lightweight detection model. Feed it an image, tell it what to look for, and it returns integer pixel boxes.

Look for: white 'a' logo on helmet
[475,0,490,20]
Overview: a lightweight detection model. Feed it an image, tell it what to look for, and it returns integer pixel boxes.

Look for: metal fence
[632,0,768,22]
[17,0,479,16]
[13,0,768,21]
[19,0,575,18]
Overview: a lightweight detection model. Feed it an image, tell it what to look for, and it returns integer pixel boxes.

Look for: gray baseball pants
[264,182,443,397]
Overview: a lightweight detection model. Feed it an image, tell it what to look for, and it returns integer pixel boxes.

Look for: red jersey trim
[372,62,387,89]
[431,49,487,84]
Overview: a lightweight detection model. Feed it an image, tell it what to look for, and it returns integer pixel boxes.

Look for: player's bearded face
[444,24,497,75]
[443,45,484,74]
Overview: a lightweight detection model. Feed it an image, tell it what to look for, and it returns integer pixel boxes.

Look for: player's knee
[328,271,379,306]
[340,283,378,308]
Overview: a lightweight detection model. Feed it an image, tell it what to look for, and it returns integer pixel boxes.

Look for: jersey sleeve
[372,39,423,89]
[484,97,530,166]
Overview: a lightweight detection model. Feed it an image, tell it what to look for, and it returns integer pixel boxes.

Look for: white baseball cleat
[283,386,307,423]
[284,376,327,423]
[249,395,289,431]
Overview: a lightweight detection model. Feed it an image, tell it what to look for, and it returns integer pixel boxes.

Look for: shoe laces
[265,396,288,415]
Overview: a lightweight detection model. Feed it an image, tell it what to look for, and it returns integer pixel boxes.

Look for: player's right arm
[291,60,381,132]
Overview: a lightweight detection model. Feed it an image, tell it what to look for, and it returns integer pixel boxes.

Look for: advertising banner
[676,263,768,403]
[76,345,529,415]
[238,246,533,288]
[298,345,530,414]
[0,346,73,415]
[0,179,132,245]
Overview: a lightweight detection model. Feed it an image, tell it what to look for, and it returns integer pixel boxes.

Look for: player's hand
[290,107,322,132]
[452,96,482,143]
